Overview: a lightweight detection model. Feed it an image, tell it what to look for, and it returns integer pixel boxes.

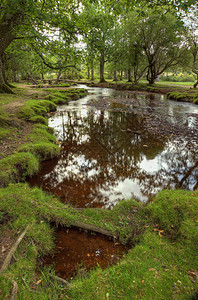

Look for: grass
[0,186,197,299]
[0,82,197,298]
[18,142,60,161]
[0,153,39,187]
[141,79,195,87]
[167,91,198,104]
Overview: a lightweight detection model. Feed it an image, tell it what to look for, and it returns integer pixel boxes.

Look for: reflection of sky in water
[28,86,198,208]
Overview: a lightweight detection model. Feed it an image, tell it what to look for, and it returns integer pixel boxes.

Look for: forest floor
[0,82,197,299]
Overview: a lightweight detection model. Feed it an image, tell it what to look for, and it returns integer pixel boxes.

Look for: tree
[136,7,186,84]
[0,0,77,93]
[79,1,116,83]
[182,7,198,88]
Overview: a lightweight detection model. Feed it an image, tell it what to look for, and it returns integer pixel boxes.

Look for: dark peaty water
[43,228,128,279]
[28,85,198,209]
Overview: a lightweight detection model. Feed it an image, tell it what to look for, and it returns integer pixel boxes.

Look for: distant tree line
[0,0,198,92]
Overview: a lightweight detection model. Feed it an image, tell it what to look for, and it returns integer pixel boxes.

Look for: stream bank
[0,84,198,299]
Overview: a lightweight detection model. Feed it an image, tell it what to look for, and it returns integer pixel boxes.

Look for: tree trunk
[13,70,19,83]
[91,61,94,81]
[124,70,128,80]
[147,67,155,85]
[0,56,13,93]
[99,52,106,83]
[193,76,198,88]
[120,70,123,81]
[128,69,132,82]
[55,69,62,84]
[194,80,198,88]
[25,71,38,85]
[87,66,90,80]
[113,70,117,81]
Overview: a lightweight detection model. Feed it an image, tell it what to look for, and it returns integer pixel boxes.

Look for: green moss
[68,229,197,300]
[33,123,54,135]
[193,97,198,104]
[0,128,11,140]
[17,106,36,120]
[0,183,75,232]
[29,116,48,125]
[51,83,71,87]
[0,152,39,187]
[17,99,57,121]
[147,189,198,240]
[0,186,197,299]
[29,126,56,143]
[18,142,60,161]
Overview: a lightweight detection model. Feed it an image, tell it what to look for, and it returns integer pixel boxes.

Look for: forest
[0,0,198,90]
[0,1,198,299]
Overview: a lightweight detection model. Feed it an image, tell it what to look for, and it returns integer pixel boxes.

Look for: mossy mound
[17,99,57,121]
[147,189,198,241]
[0,152,39,187]
[18,142,60,161]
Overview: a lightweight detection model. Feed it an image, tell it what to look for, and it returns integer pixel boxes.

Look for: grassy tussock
[0,153,39,187]
[18,143,60,161]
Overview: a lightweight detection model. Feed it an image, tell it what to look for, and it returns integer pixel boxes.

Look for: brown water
[28,85,198,209]
[43,228,128,279]
[32,86,198,279]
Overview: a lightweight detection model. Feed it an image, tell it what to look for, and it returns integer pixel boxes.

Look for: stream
[29,85,198,209]
[29,85,198,278]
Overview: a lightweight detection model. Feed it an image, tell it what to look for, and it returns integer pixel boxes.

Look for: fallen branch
[72,221,116,239]
[10,280,18,300]
[50,274,70,288]
[0,226,29,275]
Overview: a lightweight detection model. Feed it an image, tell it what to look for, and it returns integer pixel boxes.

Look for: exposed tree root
[0,226,29,275]
[72,221,116,239]
[10,280,18,300]
[50,274,70,288]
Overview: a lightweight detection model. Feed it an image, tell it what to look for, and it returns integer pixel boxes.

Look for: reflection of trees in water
[28,107,198,208]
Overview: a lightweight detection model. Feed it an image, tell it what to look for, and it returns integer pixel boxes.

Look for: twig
[0,226,29,275]
[50,274,70,288]
[10,280,18,300]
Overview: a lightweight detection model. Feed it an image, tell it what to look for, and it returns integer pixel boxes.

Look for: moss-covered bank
[0,87,87,187]
[0,186,197,299]
[0,84,197,299]
[87,81,198,104]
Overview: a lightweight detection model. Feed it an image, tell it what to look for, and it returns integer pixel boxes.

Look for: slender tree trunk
[91,61,94,81]
[193,76,198,88]
[128,69,132,82]
[147,66,156,85]
[13,70,19,83]
[194,81,198,88]
[0,56,13,93]
[55,69,62,84]
[120,70,123,81]
[41,73,45,82]
[25,71,38,85]
[99,52,106,83]
[124,70,128,80]
[113,70,117,81]
[87,66,90,80]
